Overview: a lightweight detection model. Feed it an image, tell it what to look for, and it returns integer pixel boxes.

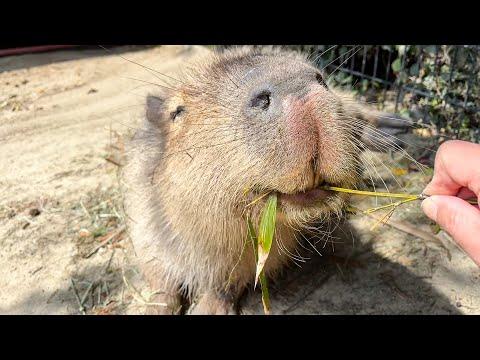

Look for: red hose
[0,45,77,57]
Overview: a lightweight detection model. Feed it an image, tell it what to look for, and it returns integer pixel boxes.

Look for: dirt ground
[1,45,479,315]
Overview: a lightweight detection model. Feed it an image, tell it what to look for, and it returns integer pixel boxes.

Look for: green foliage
[254,194,277,286]
[391,58,402,73]
[289,45,480,143]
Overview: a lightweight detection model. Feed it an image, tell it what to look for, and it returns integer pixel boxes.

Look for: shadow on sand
[2,221,462,315]
[240,220,461,315]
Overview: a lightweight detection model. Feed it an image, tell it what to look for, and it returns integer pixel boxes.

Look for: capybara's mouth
[244,180,343,212]
[277,181,337,207]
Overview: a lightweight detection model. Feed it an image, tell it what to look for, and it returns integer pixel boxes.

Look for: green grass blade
[254,194,277,287]
[247,216,271,315]
[259,271,270,314]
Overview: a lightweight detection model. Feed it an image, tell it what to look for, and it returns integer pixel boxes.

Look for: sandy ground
[1,45,479,315]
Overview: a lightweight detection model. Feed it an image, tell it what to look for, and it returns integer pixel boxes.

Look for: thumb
[422,195,480,266]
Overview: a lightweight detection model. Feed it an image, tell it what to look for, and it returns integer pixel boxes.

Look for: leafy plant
[287,45,480,143]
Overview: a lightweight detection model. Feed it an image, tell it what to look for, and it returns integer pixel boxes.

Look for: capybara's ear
[146,94,167,125]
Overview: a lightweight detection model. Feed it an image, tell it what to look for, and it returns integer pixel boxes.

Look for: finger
[457,187,477,200]
[423,140,480,197]
[422,195,480,266]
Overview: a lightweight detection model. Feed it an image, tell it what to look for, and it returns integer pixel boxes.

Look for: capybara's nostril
[250,90,271,110]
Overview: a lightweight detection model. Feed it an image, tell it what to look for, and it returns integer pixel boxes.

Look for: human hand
[421,140,480,266]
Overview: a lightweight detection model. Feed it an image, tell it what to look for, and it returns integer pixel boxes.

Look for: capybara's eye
[170,106,185,121]
[250,91,271,110]
[316,73,327,88]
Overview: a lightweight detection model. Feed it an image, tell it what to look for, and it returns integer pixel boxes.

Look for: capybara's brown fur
[121,46,407,314]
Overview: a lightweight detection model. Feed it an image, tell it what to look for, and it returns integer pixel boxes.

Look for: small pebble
[79,229,91,238]
[29,208,41,217]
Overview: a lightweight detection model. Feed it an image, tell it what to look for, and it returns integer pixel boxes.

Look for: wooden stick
[85,225,125,258]
[361,211,452,261]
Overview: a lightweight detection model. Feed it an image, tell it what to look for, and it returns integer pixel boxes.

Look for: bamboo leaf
[254,194,277,288]
[247,216,271,315]
[259,271,270,314]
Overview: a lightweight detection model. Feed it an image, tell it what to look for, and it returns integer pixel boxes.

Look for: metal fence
[290,45,480,141]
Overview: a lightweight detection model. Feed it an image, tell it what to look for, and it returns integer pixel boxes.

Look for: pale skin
[421,140,480,266]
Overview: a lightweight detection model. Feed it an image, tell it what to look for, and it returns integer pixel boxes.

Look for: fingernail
[421,196,438,221]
